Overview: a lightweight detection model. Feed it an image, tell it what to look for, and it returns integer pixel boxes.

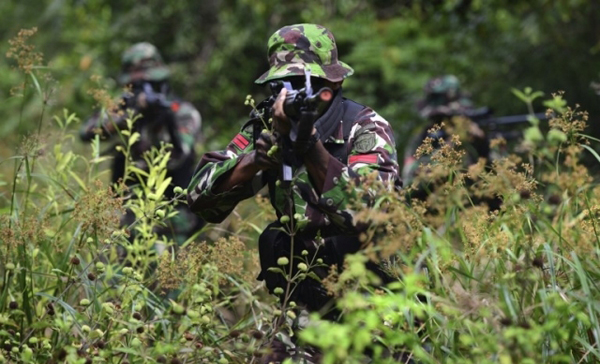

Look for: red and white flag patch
[232,133,250,150]
[349,154,378,165]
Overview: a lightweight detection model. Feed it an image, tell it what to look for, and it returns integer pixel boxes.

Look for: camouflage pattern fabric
[119,42,171,85]
[415,75,474,119]
[187,97,399,240]
[255,24,354,84]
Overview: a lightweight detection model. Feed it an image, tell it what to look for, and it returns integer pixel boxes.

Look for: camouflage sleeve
[186,123,266,223]
[174,101,202,156]
[312,108,401,234]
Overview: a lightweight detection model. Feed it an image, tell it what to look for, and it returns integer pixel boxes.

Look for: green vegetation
[2,1,600,363]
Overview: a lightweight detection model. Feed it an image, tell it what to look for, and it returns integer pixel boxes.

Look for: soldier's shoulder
[174,101,201,124]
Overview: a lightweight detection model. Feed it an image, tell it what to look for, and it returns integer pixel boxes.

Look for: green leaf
[581,144,600,164]
[155,177,172,198]
[128,132,140,146]
[68,170,87,191]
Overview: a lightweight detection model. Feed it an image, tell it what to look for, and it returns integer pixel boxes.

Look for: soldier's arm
[186,124,268,223]
[79,110,129,142]
[304,108,401,234]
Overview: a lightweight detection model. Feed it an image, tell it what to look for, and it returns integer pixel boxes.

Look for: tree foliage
[1,0,599,152]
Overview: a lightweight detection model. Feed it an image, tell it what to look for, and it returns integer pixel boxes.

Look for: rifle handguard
[293,129,320,155]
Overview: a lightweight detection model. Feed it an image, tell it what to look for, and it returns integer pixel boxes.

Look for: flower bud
[277,257,289,266]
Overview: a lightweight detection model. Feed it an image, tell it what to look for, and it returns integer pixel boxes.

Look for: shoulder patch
[232,133,250,150]
[353,125,377,153]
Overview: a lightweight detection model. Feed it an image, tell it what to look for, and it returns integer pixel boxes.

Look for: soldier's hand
[272,88,292,136]
[252,131,280,171]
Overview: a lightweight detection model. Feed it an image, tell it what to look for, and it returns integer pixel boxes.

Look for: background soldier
[80,42,204,245]
[187,24,401,363]
[402,75,490,196]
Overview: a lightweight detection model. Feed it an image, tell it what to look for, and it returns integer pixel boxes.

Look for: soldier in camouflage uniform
[187,24,401,363]
[402,75,490,193]
[81,42,204,245]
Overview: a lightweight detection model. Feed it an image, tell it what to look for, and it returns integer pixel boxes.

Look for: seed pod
[87,273,96,281]
[519,189,531,200]
[548,194,562,205]
[171,302,185,315]
[130,337,141,347]
[532,256,544,269]
[186,310,200,319]
[132,312,142,320]
[8,301,18,310]
[70,256,81,265]
[251,330,264,340]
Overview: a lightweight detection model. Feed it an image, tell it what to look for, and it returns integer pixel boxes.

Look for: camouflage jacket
[187,90,400,241]
[80,97,202,170]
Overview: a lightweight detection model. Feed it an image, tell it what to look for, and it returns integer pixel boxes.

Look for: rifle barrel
[478,112,547,127]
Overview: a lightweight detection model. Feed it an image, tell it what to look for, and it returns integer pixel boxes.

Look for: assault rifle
[267,69,333,182]
[462,107,548,140]
[122,81,183,152]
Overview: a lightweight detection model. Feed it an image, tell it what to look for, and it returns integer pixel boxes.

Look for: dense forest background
[1,0,600,156]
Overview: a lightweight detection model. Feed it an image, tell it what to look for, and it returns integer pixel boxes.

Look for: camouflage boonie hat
[118,42,170,85]
[255,24,354,84]
[416,75,474,118]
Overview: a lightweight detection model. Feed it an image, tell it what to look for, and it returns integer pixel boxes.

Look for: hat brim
[118,65,170,85]
[255,61,354,84]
